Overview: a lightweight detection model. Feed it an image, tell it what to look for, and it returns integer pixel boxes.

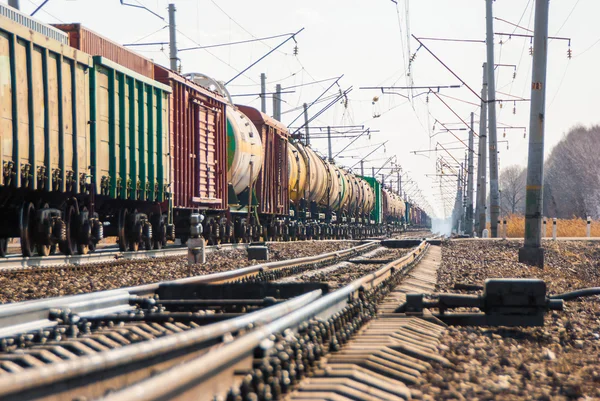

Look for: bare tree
[543,125,600,219]
[499,165,526,215]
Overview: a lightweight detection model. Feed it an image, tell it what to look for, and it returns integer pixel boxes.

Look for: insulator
[513,101,517,115]
[503,131,506,138]
[499,101,503,109]
[567,48,572,59]
[529,46,533,56]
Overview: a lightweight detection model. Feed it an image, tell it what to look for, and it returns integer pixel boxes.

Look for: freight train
[0,6,429,257]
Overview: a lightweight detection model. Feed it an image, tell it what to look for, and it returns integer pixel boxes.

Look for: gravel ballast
[0,241,359,304]
[417,240,600,401]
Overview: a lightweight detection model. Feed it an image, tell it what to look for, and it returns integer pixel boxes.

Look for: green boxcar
[89,56,171,202]
[361,176,382,224]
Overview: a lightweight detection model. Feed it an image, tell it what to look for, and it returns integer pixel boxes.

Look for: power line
[176,29,260,85]
[554,0,580,37]
[226,28,304,85]
[283,76,341,90]
[209,0,288,55]
[179,32,296,52]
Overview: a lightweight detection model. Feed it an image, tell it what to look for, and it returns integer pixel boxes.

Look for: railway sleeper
[222,244,436,401]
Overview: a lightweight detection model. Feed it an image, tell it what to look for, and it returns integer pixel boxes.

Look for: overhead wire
[26,0,63,21]
[176,29,260,85]
[208,0,289,55]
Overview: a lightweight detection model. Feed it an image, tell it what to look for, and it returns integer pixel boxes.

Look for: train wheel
[59,205,78,256]
[118,209,130,252]
[35,203,52,257]
[77,209,90,256]
[129,221,141,252]
[20,202,36,257]
[0,238,7,258]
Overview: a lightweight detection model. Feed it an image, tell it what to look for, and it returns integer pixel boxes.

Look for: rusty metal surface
[154,65,228,210]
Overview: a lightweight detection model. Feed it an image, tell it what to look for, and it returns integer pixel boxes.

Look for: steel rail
[0,239,364,272]
[0,241,377,336]
[0,291,323,401]
[0,241,383,400]
[102,242,430,401]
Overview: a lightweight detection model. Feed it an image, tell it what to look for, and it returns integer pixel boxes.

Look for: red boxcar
[237,106,289,216]
[154,65,227,211]
[53,23,155,79]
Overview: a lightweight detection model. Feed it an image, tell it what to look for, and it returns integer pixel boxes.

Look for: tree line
[497,125,600,219]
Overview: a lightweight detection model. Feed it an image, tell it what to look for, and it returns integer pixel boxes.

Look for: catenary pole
[485,0,500,237]
[168,4,178,71]
[260,73,267,113]
[327,126,333,162]
[519,0,550,267]
[466,112,475,236]
[476,63,488,237]
[273,84,282,121]
[302,103,309,146]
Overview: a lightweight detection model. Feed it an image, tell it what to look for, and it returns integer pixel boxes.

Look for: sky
[9,0,600,218]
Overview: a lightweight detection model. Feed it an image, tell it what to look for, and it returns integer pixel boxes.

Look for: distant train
[0,5,429,257]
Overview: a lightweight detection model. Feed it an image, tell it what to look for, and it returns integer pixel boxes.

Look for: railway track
[0,240,371,273]
[0,230,431,273]
[0,237,440,400]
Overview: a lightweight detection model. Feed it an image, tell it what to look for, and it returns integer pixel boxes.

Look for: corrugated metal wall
[53,23,154,79]
[154,64,227,211]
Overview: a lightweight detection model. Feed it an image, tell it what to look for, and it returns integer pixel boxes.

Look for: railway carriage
[0,8,425,258]
[0,9,97,257]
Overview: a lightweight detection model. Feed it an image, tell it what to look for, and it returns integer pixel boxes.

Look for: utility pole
[397,171,401,194]
[302,102,309,145]
[168,4,178,72]
[381,174,385,188]
[260,73,267,113]
[486,0,500,237]
[476,63,488,237]
[519,0,550,268]
[327,126,333,162]
[360,160,365,176]
[372,167,375,179]
[466,112,475,236]
[8,0,19,9]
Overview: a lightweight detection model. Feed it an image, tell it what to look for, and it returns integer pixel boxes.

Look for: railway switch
[398,278,564,327]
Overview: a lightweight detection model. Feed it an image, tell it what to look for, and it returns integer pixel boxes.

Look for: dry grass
[494,214,600,238]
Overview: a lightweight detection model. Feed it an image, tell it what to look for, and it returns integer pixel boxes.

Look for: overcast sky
[11,0,600,218]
